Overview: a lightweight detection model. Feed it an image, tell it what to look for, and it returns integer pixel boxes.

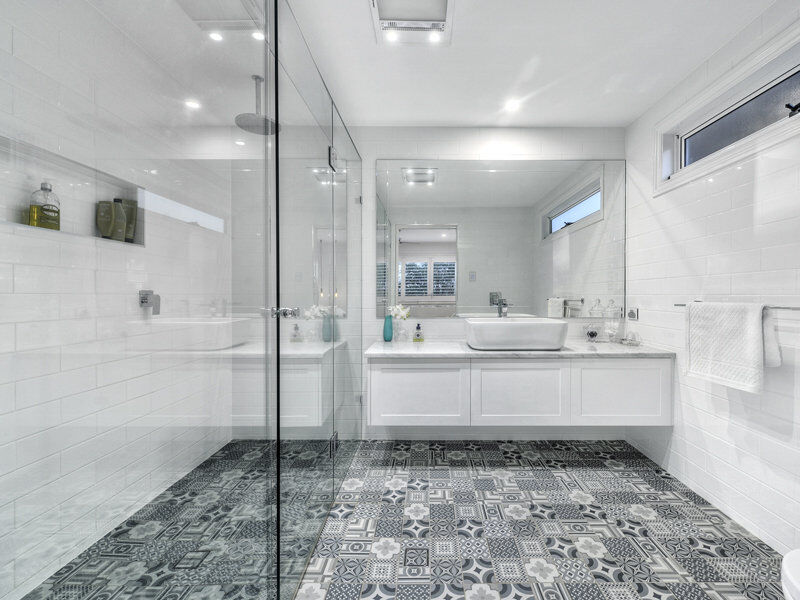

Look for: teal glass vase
[383,315,393,342]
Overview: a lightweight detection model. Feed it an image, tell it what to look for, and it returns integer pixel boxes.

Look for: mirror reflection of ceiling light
[209,32,223,41]
[402,168,437,185]
[184,99,201,109]
[252,31,265,41]
[235,140,245,146]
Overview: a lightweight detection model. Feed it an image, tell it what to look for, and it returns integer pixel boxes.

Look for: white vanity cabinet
[570,358,672,425]
[365,342,675,427]
[368,359,470,426]
[470,360,570,425]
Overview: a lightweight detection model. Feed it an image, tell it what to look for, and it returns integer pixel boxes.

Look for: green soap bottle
[96,201,114,238]
[110,199,127,241]
[28,182,60,230]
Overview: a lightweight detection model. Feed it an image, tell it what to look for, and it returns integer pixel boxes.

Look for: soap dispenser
[28,181,60,230]
[413,322,424,343]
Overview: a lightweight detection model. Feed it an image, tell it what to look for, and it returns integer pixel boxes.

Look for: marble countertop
[365,340,675,359]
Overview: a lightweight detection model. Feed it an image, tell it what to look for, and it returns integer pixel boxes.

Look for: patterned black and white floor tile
[21,438,351,600]
[296,440,785,600]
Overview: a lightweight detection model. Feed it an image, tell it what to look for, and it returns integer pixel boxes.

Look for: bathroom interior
[1,1,799,600]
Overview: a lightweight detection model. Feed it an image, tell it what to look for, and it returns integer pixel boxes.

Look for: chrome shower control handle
[270,307,299,318]
[139,290,161,315]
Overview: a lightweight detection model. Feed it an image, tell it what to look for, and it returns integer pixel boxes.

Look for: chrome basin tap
[497,298,509,318]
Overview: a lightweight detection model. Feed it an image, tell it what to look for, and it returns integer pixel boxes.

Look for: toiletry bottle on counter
[290,323,303,343]
[413,322,424,342]
[28,182,60,230]
[111,198,127,241]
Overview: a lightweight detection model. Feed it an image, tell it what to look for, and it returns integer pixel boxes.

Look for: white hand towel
[547,297,564,318]
[686,302,781,393]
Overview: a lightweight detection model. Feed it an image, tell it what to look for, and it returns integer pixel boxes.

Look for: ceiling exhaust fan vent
[381,20,446,33]
[370,0,454,45]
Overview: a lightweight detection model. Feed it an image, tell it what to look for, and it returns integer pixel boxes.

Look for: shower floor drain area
[297,440,784,600]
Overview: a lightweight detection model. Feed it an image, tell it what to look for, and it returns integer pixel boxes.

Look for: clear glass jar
[604,299,622,341]
[28,182,60,230]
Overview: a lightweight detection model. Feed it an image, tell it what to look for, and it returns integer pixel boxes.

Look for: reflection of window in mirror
[396,226,457,317]
[545,178,603,237]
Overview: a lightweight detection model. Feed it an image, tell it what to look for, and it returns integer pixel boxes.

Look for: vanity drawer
[570,358,672,425]
[470,360,571,425]
[369,359,470,426]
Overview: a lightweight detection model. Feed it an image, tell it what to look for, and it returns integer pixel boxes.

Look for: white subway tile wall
[0,3,243,599]
[625,2,800,555]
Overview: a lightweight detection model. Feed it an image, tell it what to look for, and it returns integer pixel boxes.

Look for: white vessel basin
[456,312,536,318]
[466,317,568,350]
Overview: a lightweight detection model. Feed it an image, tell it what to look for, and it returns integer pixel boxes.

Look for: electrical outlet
[627,308,639,320]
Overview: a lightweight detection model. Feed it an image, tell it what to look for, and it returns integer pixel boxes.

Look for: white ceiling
[379,159,601,209]
[286,0,774,127]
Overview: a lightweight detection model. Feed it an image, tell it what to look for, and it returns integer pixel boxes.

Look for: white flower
[296,583,325,600]
[504,504,531,520]
[629,504,658,520]
[525,557,559,583]
[385,476,407,491]
[105,561,148,586]
[388,304,410,320]
[341,478,364,491]
[465,583,501,600]
[127,521,162,540]
[371,537,402,559]
[404,503,430,520]
[575,536,606,559]
[569,490,595,505]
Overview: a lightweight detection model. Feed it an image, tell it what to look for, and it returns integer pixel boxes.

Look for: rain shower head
[235,74,279,135]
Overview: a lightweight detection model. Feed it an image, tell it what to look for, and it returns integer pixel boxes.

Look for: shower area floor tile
[297,440,785,600]
[23,440,279,600]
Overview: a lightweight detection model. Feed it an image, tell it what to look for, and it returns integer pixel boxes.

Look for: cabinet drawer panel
[571,359,673,425]
[471,361,570,425]
[370,361,470,426]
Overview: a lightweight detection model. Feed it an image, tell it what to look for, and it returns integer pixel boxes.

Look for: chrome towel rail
[674,301,800,310]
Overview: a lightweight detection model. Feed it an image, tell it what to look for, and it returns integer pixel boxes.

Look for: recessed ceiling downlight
[385,30,399,42]
[504,98,521,112]
[252,31,265,41]
[185,99,201,109]
[428,31,441,43]
[209,32,223,41]
[402,168,437,185]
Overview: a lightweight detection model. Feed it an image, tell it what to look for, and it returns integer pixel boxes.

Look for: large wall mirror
[375,159,625,319]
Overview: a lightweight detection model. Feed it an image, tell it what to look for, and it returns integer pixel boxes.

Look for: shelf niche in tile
[0,134,145,246]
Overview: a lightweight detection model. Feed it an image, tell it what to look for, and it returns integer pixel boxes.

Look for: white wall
[625,3,800,555]
[353,126,626,438]
[0,3,241,598]
[391,207,537,315]
[531,161,625,316]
